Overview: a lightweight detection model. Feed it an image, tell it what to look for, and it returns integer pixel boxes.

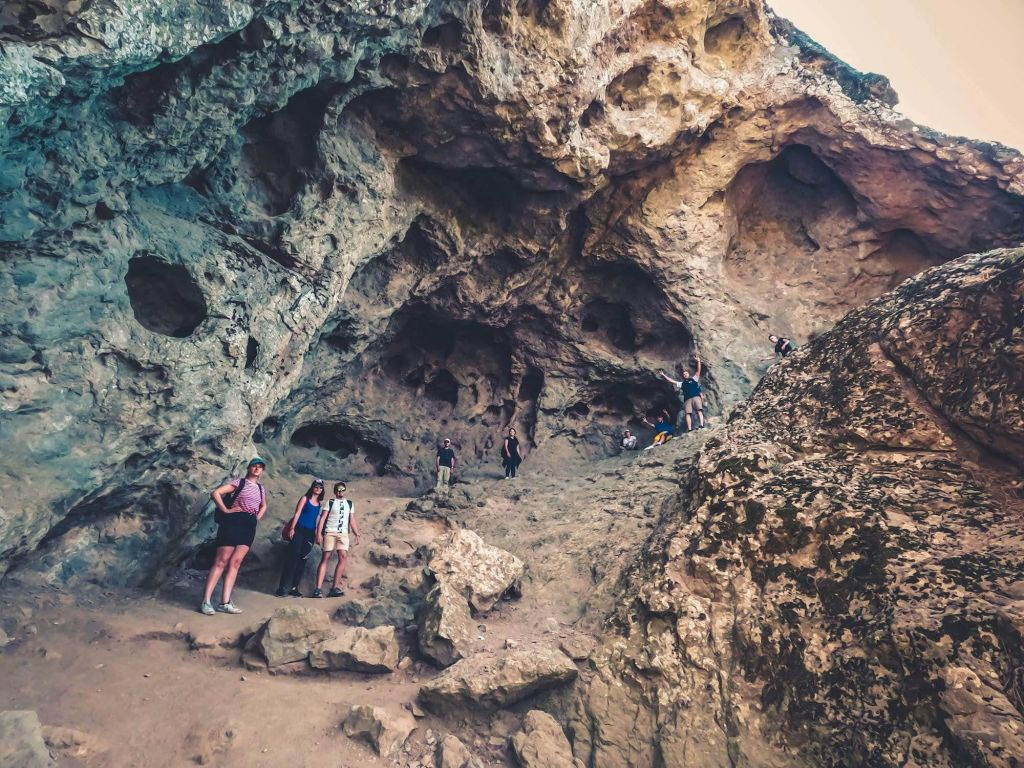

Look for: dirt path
[0,434,711,767]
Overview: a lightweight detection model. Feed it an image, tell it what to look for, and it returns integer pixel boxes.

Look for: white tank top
[324,498,352,534]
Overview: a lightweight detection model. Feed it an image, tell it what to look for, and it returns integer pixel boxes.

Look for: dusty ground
[0,433,711,767]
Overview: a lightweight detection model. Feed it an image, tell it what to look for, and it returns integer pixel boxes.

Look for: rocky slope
[569,247,1024,768]
[1,0,1023,603]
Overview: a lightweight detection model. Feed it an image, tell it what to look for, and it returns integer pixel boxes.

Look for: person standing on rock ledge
[200,457,267,616]
[661,354,705,432]
[501,427,523,479]
[435,438,457,494]
[275,478,324,598]
[312,482,360,598]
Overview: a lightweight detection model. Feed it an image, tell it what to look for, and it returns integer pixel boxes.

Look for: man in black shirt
[435,438,457,494]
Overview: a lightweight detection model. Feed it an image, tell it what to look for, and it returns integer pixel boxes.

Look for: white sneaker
[216,602,242,614]
[199,601,215,616]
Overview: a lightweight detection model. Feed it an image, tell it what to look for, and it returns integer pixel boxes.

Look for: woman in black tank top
[501,427,523,478]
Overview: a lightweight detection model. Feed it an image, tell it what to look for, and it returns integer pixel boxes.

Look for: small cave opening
[245,336,258,369]
[290,422,391,475]
[424,369,460,407]
[95,201,116,220]
[703,15,759,67]
[253,416,281,444]
[581,299,638,352]
[517,368,544,402]
[124,255,207,338]
[580,99,605,128]
[421,19,463,50]
[606,64,652,109]
[323,316,360,354]
[566,401,590,419]
[239,81,339,216]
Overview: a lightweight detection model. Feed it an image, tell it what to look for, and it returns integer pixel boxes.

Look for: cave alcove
[124,255,207,338]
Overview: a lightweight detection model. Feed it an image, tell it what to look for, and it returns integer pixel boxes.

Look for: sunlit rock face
[569,248,1024,768]
[1,0,1022,584]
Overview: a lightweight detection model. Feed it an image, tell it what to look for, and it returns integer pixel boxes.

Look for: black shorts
[214,513,258,548]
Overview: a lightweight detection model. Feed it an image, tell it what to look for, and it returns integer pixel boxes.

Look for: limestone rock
[419,647,577,713]
[0,710,54,768]
[436,734,473,768]
[417,582,475,668]
[256,607,333,668]
[343,705,416,758]
[511,711,575,768]
[309,625,399,673]
[569,248,1024,768]
[427,529,524,613]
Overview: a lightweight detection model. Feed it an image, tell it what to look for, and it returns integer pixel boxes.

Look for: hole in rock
[606,65,652,109]
[290,423,391,475]
[240,81,338,216]
[421,19,463,50]
[517,368,543,402]
[425,369,459,407]
[253,416,281,444]
[95,201,116,220]
[245,336,258,369]
[704,15,755,65]
[323,316,360,353]
[581,299,638,352]
[124,255,207,338]
[580,100,604,128]
[566,401,590,418]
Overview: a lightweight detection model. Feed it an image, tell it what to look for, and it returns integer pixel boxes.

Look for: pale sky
[768,0,1024,151]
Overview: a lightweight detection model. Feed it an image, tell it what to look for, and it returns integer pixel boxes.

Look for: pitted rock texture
[2,0,1024,592]
[569,248,1024,768]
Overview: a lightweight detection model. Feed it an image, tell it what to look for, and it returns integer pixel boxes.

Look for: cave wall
[1,0,1023,583]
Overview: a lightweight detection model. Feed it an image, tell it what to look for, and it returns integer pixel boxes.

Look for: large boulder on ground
[256,607,333,667]
[417,582,475,668]
[343,705,416,758]
[309,625,399,673]
[427,529,524,613]
[0,710,54,768]
[436,734,474,768]
[511,710,576,768]
[419,647,577,713]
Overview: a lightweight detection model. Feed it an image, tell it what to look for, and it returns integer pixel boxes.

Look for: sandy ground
[0,435,710,767]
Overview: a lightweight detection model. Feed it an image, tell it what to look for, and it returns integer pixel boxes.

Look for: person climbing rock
[501,427,523,479]
[312,482,360,598]
[200,457,267,615]
[275,479,323,598]
[436,438,457,494]
[660,354,705,432]
[621,429,638,450]
[761,334,795,361]
[640,410,674,448]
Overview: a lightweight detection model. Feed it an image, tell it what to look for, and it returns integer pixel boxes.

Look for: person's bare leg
[203,547,233,603]
[316,551,331,590]
[686,411,693,432]
[333,551,349,588]
[697,407,705,428]
[220,545,249,604]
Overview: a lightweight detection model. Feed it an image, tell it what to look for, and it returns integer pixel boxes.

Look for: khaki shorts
[323,532,350,552]
[684,395,703,414]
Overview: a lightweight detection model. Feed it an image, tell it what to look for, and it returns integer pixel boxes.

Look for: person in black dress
[501,427,523,479]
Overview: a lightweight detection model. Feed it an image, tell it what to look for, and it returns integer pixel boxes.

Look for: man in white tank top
[313,481,361,598]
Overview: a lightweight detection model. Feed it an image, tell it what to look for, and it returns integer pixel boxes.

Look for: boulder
[417,582,475,667]
[309,625,399,673]
[256,607,333,667]
[343,705,416,758]
[511,710,575,768]
[427,528,524,612]
[437,734,473,768]
[419,647,577,713]
[0,710,54,767]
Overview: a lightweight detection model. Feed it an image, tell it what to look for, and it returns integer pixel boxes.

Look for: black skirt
[214,512,258,548]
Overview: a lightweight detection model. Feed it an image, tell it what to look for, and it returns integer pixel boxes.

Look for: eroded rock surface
[343,705,417,758]
[569,248,1024,768]
[0,710,53,768]
[418,581,476,668]
[427,528,524,613]
[511,710,577,768]
[255,606,333,668]
[308,625,399,673]
[2,0,1023,587]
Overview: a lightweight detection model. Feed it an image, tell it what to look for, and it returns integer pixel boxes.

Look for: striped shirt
[229,477,264,516]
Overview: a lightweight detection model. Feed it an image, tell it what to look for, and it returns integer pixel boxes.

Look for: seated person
[621,429,638,450]
[640,410,674,447]
[761,334,795,361]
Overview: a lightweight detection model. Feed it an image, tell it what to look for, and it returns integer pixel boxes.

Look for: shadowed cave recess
[2,0,1024,765]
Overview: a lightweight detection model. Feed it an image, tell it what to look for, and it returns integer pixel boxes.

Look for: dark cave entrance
[124,255,207,338]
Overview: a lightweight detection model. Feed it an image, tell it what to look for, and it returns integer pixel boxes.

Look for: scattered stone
[0,628,10,648]
[437,734,473,768]
[511,710,575,768]
[418,582,475,667]
[309,625,399,673]
[427,529,524,612]
[504,638,518,650]
[405,701,427,718]
[0,710,53,767]
[343,705,416,758]
[257,607,333,667]
[398,655,413,670]
[419,647,577,713]
[42,725,109,761]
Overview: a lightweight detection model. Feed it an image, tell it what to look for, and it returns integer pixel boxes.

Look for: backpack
[215,478,264,525]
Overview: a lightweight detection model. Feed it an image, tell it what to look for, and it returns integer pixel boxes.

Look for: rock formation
[569,248,1024,767]
[2,0,1023,588]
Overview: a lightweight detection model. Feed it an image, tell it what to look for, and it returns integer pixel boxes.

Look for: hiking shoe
[199,601,216,616]
[216,602,242,614]
[274,588,287,597]
[288,588,302,598]
[328,587,344,597]
[311,588,323,598]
